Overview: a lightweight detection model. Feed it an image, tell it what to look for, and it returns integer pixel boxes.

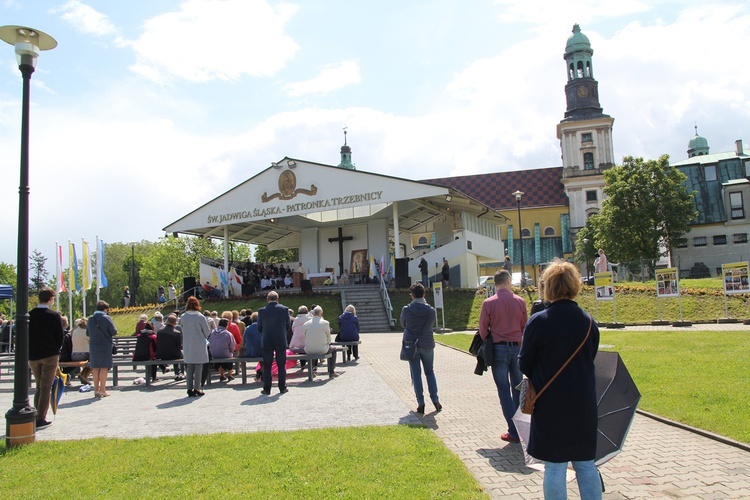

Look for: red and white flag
[56,243,67,293]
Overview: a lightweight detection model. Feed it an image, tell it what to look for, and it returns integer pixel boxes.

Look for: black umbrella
[594,351,641,465]
[513,350,640,466]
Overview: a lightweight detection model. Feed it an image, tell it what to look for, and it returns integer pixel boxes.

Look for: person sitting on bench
[303,306,338,379]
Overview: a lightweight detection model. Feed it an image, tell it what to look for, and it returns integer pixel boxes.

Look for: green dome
[565,24,591,54]
[688,134,708,150]
[687,127,710,157]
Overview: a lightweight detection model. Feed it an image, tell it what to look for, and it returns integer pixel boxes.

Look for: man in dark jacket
[400,283,441,415]
[29,287,64,429]
[156,314,184,380]
[418,257,429,288]
[257,291,292,395]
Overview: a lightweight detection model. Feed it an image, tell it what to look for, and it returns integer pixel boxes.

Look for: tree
[254,245,299,264]
[0,262,16,286]
[30,249,49,295]
[594,155,696,275]
[140,235,222,300]
[0,262,17,316]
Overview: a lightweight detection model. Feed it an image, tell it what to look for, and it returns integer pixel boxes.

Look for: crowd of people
[16,283,363,431]
[21,255,605,497]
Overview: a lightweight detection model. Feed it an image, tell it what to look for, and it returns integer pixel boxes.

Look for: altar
[308,272,334,286]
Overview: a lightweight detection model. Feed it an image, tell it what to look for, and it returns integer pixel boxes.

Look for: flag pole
[95,235,100,303]
[67,240,73,321]
[54,242,60,311]
[81,237,86,318]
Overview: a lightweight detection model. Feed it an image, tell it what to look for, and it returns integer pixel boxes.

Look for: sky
[0,0,748,269]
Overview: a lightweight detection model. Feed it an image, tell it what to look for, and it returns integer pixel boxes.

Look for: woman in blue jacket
[336,304,360,361]
[400,283,441,415]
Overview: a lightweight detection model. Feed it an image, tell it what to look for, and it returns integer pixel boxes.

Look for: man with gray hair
[303,306,338,379]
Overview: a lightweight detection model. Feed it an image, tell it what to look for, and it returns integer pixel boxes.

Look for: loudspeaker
[242,284,255,296]
[395,258,410,289]
[183,277,196,298]
[301,279,313,293]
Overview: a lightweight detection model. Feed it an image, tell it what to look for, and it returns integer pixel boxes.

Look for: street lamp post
[1,25,57,447]
[512,190,526,288]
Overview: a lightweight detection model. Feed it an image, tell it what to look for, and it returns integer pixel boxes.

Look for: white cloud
[54,0,118,36]
[283,60,362,96]
[127,0,300,84]
[494,0,652,30]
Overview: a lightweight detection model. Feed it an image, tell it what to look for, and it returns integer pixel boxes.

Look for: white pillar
[392,202,401,258]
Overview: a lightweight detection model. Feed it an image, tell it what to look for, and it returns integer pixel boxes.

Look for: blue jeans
[544,460,602,500]
[490,344,522,437]
[421,274,429,288]
[409,347,439,406]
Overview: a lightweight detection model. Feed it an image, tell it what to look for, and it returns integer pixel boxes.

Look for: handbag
[522,315,592,414]
[400,339,418,361]
[94,317,118,354]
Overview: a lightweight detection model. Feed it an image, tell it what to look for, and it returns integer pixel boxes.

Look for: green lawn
[438,331,750,444]
[0,426,486,498]
[110,278,750,333]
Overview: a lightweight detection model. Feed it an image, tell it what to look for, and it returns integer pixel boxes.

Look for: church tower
[337,129,355,170]
[687,125,710,158]
[557,24,615,234]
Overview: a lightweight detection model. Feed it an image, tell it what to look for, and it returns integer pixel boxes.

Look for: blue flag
[98,239,108,288]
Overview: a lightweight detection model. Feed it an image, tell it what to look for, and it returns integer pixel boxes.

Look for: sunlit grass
[437,331,750,444]
[0,426,487,498]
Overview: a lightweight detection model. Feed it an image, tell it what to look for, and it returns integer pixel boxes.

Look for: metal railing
[380,278,396,329]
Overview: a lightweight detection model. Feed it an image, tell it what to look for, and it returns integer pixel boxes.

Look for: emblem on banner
[262,169,317,203]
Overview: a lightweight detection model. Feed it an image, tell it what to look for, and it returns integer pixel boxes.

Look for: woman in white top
[71,317,93,384]
[289,306,310,351]
[71,317,90,360]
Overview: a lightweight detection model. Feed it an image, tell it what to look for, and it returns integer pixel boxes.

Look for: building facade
[671,136,750,277]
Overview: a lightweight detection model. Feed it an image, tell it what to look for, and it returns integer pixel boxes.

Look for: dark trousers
[312,348,336,375]
[262,348,287,392]
[346,345,359,360]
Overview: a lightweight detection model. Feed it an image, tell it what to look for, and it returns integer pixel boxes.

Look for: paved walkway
[1,328,749,498]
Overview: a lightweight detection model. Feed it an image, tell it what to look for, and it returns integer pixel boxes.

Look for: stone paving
[1,325,749,499]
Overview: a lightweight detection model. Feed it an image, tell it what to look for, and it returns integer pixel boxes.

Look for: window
[544,227,555,236]
[693,236,707,247]
[733,233,748,244]
[586,190,597,202]
[677,240,688,248]
[581,133,592,142]
[730,192,745,219]
[713,235,727,245]
[583,152,594,170]
[521,228,531,238]
[704,165,717,181]
[417,236,428,245]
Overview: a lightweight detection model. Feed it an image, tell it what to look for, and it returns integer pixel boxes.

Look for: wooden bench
[332,341,361,362]
[207,352,333,384]
[0,355,16,380]
[111,358,183,387]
